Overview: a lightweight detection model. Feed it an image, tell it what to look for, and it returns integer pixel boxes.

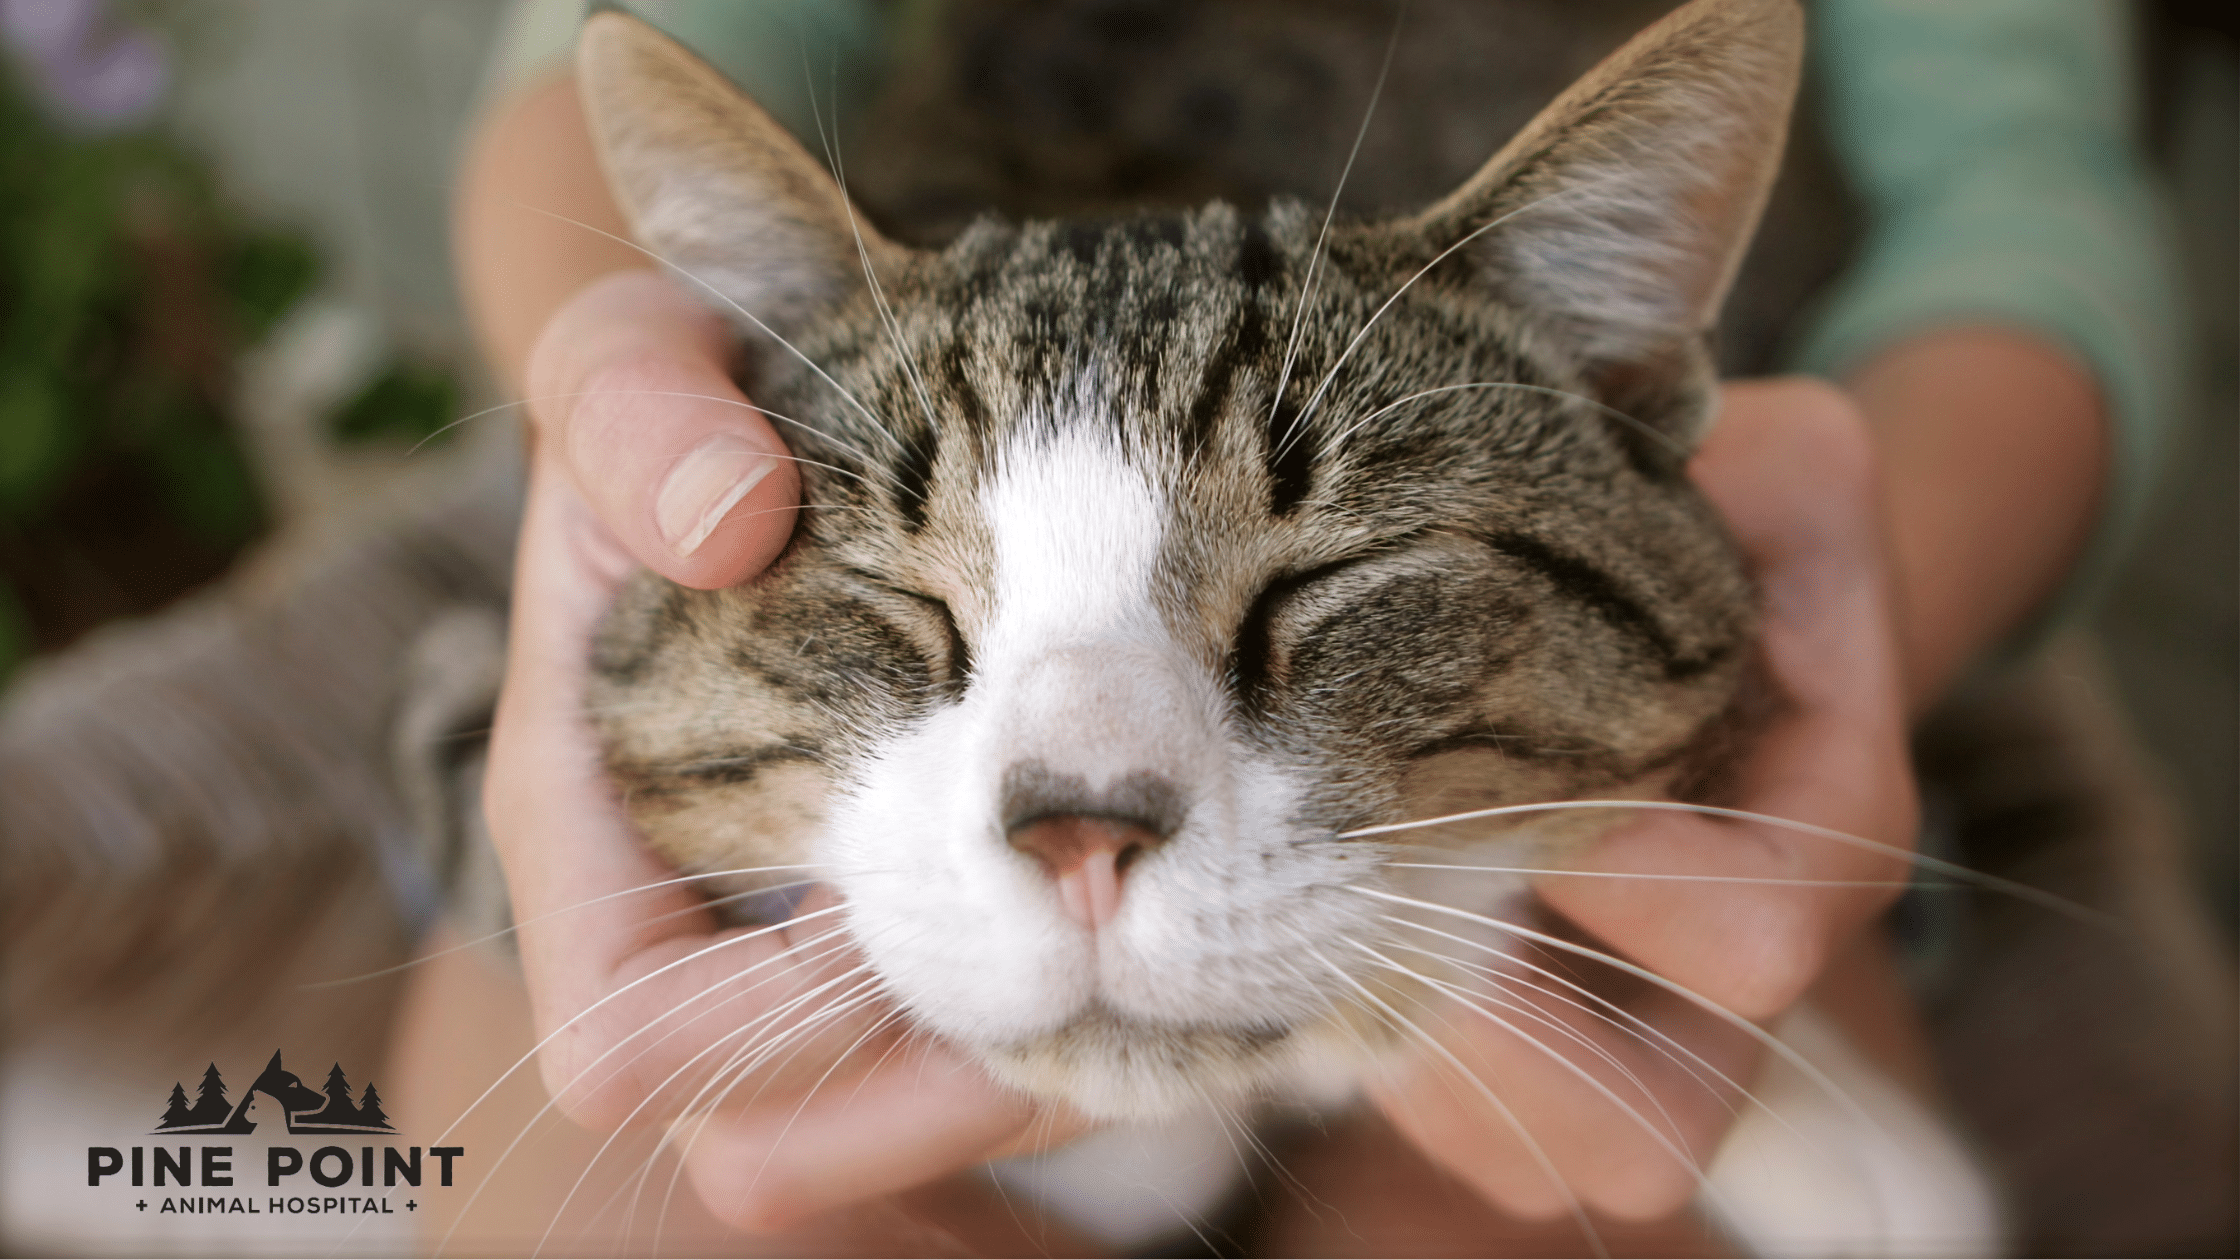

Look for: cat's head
[579,0,1799,1119]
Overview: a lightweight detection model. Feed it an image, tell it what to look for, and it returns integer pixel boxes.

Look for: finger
[490,276,819,1118]
[487,452,877,1125]
[524,269,799,589]
[1372,957,1763,1221]
[541,903,896,1131]
[678,1042,1063,1233]
[488,452,705,1026]
[1540,378,1915,1019]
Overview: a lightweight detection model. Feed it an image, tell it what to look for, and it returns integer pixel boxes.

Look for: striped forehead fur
[760,202,1748,677]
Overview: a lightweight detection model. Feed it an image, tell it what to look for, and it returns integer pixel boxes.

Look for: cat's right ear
[575,11,906,339]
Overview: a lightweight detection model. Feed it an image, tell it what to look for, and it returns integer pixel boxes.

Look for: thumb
[525,269,799,589]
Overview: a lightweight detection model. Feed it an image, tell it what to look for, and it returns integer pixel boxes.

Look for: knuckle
[718,1191,807,1236]
[1587,1151,1702,1222]
[692,1147,810,1234]
[576,347,675,400]
[1502,1188,1581,1224]
[535,1040,597,1119]
[1467,1169,1576,1224]
[565,354,669,444]
[1389,1098,1566,1221]
[1775,377,1879,495]
[1771,374,1861,429]
[1721,899,1828,1019]
[537,1025,633,1131]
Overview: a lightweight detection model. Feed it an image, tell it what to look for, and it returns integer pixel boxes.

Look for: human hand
[483,269,1088,1232]
[1369,377,1919,1223]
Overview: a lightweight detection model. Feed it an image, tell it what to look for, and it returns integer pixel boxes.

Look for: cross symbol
[135,1201,147,1211]
[406,1201,418,1212]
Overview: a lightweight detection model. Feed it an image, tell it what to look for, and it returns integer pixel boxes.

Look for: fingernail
[655,435,777,558]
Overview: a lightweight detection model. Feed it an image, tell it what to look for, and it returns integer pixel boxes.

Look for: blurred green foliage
[0,54,319,683]
[331,359,461,448]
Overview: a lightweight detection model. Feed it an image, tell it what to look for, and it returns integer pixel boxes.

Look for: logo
[153,1050,395,1136]
[88,1049,463,1219]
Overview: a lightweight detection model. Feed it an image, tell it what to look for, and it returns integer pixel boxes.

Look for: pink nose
[1007,814,1162,931]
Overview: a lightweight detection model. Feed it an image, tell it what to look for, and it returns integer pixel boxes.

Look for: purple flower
[0,0,169,131]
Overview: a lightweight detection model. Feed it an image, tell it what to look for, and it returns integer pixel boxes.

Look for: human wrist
[1846,326,2108,711]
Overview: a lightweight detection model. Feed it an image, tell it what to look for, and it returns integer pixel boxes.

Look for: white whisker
[537,950,876,1232]
[406,389,897,481]
[509,201,904,446]
[555,974,887,1257]
[1363,952,1748,1224]
[1340,798,2110,925]
[552,973,887,1256]
[1357,937,1698,1144]
[1388,860,1937,891]
[691,982,903,1219]
[428,906,847,1151]
[299,864,834,989]
[1368,906,1890,1226]
[807,66,939,456]
[1293,176,1667,449]
[626,443,893,495]
[1350,885,1893,1158]
[1268,8,1405,461]
[439,925,859,1254]
[1370,912,1737,1109]
[1318,380,1665,461]
[1305,944,1609,1258]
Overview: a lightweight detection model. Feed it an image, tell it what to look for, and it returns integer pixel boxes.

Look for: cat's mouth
[976,1004,1312,1120]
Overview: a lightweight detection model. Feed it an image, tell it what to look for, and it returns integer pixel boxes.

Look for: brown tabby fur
[580,0,1793,1115]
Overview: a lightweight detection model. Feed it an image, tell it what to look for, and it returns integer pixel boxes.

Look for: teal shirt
[488,1,892,145]
[1794,0,2183,637]
[493,0,2185,639]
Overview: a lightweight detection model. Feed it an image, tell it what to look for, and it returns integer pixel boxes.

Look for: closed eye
[906,589,972,694]
[846,568,972,694]
[1227,547,1403,714]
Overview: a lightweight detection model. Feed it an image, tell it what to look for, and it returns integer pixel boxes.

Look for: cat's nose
[1006,813,1168,932]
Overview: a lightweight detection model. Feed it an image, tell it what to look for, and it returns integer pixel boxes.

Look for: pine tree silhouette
[157,1082,194,1129]
[185,1063,230,1126]
[357,1082,390,1130]
[302,1062,362,1127]
[323,1063,351,1108]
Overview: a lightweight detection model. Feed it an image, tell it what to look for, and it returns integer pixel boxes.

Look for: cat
[566,0,2000,1253]
[580,0,1769,1112]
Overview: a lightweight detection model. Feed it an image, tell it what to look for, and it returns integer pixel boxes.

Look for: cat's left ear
[1364,0,1803,447]
[576,10,908,339]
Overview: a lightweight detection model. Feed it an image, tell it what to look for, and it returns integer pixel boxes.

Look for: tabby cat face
[579,0,1797,1118]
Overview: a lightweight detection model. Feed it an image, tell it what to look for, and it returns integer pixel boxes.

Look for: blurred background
[0,0,2230,1255]
[0,0,497,672]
